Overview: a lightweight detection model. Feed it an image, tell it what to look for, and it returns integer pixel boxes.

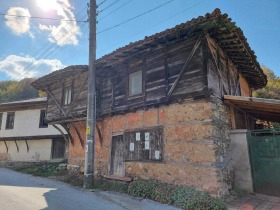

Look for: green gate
[248,129,280,196]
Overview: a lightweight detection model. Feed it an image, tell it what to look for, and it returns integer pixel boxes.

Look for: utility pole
[84,0,96,188]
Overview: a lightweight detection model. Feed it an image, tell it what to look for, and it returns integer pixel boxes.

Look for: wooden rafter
[14,140,19,153]
[4,141,8,152]
[70,122,84,147]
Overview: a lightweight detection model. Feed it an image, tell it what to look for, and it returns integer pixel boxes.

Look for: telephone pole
[84,0,96,188]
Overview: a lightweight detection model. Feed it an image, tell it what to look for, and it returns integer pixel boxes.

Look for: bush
[128,179,156,198]
[93,179,129,193]
[128,179,226,210]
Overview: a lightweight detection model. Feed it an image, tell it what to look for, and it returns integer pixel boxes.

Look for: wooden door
[110,135,128,176]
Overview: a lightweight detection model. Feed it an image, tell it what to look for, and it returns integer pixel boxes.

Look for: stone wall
[68,99,232,196]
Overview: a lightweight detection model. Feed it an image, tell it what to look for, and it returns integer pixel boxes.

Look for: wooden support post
[230,105,236,129]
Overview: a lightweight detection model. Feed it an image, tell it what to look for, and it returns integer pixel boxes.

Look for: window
[129,71,142,96]
[64,86,72,105]
[52,138,65,159]
[0,113,2,130]
[124,127,163,161]
[39,110,48,128]
[6,112,15,129]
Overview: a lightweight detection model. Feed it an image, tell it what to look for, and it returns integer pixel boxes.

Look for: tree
[0,78,41,103]
[253,66,280,100]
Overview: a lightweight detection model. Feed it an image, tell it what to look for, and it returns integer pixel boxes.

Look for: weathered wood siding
[96,35,206,117]
[46,71,88,122]
[239,75,251,96]
[207,36,241,98]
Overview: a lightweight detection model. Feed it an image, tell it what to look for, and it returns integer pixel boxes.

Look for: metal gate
[248,130,280,196]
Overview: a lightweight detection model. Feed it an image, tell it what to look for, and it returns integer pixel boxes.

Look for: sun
[36,0,59,11]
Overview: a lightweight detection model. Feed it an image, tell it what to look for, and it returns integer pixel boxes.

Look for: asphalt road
[0,167,179,210]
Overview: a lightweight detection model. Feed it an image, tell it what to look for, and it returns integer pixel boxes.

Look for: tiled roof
[0,97,47,106]
[33,8,267,90]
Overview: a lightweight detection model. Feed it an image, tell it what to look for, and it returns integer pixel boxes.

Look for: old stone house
[0,98,67,163]
[32,9,271,197]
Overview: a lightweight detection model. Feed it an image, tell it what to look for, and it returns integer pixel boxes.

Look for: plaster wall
[0,109,64,138]
[229,129,253,192]
[0,139,52,161]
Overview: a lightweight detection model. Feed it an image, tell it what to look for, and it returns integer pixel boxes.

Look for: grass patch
[128,179,227,210]
[91,179,129,193]
[14,162,65,177]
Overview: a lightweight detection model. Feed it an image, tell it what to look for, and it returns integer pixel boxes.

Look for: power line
[0,13,87,23]
[98,0,121,13]
[97,0,205,57]
[97,0,175,34]
[97,0,108,7]
[97,0,133,21]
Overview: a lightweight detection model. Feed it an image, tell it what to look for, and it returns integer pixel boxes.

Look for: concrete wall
[229,129,253,192]
[68,100,233,197]
[0,139,52,161]
[0,109,63,138]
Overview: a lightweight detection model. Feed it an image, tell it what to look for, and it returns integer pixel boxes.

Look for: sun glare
[36,0,59,11]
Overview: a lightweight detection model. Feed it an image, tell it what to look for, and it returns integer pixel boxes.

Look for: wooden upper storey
[32,9,266,123]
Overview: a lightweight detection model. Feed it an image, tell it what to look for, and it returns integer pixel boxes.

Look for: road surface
[0,167,178,210]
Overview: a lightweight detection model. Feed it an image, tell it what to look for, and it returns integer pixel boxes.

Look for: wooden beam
[46,88,66,116]
[70,122,84,147]
[167,34,202,96]
[60,124,74,144]
[52,124,69,146]
[4,141,8,152]
[24,139,29,153]
[14,140,19,153]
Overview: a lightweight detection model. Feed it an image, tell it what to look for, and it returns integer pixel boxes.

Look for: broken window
[6,112,15,130]
[124,127,163,161]
[39,110,48,128]
[64,86,72,105]
[129,70,142,96]
[0,113,2,130]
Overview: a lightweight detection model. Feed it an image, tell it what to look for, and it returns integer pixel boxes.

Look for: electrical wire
[97,0,133,21]
[98,0,121,13]
[97,0,108,7]
[0,13,87,22]
[97,0,175,34]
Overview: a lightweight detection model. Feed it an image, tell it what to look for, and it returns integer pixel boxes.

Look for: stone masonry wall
[68,99,232,196]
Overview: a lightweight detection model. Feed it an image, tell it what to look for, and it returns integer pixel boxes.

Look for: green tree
[0,78,40,103]
[253,66,280,100]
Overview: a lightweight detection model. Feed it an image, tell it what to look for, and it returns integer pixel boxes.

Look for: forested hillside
[0,78,45,103]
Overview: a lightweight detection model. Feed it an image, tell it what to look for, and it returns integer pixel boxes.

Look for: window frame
[63,86,72,105]
[39,110,48,128]
[124,126,163,162]
[128,70,143,97]
[5,112,15,130]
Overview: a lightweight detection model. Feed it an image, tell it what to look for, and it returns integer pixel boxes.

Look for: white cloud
[39,0,82,46]
[5,7,34,37]
[0,55,65,80]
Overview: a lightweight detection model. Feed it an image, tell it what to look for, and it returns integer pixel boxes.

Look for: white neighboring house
[0,97,67,162]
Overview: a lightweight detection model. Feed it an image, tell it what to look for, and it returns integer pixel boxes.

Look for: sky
[0,0,279,81]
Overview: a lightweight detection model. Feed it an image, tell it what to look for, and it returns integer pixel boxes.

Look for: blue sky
[0,0,279,81]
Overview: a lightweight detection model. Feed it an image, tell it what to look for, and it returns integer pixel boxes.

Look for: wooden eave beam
[52,124,69,146]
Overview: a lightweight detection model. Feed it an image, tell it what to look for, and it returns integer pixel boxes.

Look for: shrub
[128,179,156,198]
[128,179,226,210]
